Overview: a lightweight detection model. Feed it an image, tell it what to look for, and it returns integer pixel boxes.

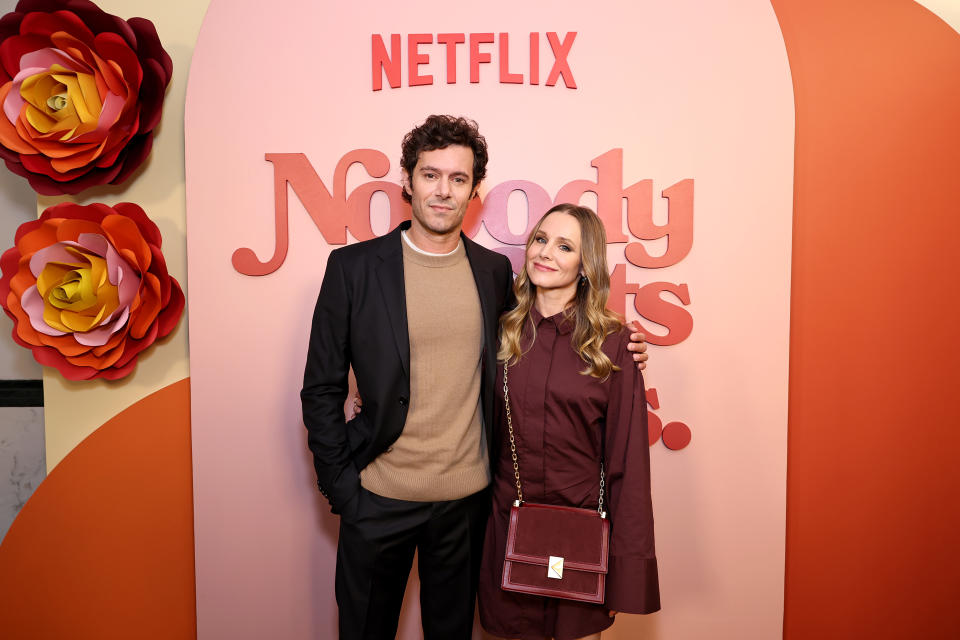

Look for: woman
[478,204,661,640]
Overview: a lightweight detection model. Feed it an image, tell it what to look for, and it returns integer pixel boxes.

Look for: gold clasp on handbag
[548,556,564,579]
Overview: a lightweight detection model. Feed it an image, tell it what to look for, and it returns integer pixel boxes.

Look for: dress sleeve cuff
[605,555,661,614]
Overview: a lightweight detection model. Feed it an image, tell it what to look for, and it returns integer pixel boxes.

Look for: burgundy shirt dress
[478,309,661,640]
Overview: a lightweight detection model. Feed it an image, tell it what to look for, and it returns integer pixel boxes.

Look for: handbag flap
[504,503,609,573]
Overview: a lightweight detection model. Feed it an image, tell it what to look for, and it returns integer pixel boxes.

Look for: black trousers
[335,486,490,640]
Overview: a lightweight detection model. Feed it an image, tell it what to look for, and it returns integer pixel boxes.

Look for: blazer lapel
[463,237,502,451]
[376,230,410,379]
[463,238,499,355]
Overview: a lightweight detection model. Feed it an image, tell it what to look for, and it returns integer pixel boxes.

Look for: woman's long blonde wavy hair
[498,203,623,379]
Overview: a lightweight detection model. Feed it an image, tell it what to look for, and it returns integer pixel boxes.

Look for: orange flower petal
[37,332,89,356]
[129,271,161,338]
[102,215,151,268]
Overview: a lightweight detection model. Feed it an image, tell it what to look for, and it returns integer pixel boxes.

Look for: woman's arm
[602,330,661,614]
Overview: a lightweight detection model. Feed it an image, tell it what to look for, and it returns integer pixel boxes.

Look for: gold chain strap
[502,363,605,516]
[599,462,605,516]
[503,363,523,504]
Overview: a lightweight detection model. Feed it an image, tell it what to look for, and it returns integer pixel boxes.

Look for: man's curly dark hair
[400,115,488,203]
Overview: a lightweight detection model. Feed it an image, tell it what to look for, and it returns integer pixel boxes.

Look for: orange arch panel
[774,1,960,638]
[0,379,196,639]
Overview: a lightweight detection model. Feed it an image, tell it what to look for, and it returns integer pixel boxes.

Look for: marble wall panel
[0,407,45,543]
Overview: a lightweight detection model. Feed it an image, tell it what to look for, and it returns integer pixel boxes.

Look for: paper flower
[0,0,172,194]
[0,202,184,380]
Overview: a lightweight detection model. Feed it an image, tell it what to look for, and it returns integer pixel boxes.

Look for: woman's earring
[579,274,588,287]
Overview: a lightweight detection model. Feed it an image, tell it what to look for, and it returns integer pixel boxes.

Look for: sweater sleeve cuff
[605,555,661,614]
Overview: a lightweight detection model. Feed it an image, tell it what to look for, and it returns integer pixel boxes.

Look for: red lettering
[371,34,401,91]
[407,34,433,86]
[529,32,540,85]
[608,266,692,345]
[625,179,693,268]
[460,196,485,240]
[555,149,640,242]
[646,387,661,411]
[661,422,692,450]
[244,149,694,282]
[646,388,662,446]
[437,33,465,83]
[646,388,692,450]
[607,263,633,317]
[633,280,693,346]
[371,33,580,89]
[499,33,523,84]
[234,154,340,276]
[470,33,495,83]
[648,410,663,447]
[545,32,577,88]
[233,151,404,275]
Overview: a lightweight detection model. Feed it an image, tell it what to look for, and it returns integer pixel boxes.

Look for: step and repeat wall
[1,1,956,639]
[185,1,793,638]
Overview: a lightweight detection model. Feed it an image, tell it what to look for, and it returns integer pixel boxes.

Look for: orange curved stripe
[0,379,196,639]
[774,1,960,638]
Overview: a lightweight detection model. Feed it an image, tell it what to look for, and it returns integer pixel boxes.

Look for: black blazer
[301,221,514,513]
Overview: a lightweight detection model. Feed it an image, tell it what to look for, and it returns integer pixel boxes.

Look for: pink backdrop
[186,1,794,637]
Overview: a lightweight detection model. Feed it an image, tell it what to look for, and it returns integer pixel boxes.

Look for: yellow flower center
[37,246,120,333]
[20,64,103,140]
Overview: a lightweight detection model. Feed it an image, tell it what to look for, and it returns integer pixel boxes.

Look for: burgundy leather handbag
[500,365,610,604]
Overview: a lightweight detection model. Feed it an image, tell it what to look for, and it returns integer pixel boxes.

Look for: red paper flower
[0,0,172,194]
[0,202,184,380]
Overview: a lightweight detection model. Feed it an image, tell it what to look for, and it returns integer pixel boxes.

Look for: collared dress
[478,308,660,640]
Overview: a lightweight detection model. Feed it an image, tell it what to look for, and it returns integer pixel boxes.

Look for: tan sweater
[360,237,490,501]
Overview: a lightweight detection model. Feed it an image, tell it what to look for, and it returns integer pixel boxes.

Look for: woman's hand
[344,391,362,421]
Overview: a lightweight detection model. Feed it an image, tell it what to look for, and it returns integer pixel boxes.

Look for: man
[301,115,647,639]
